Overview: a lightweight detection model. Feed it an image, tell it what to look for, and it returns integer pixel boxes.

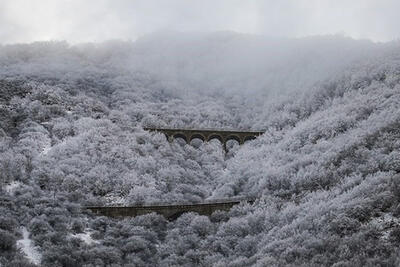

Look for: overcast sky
[0,0,399,44]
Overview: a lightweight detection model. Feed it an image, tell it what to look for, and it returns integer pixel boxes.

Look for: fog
[0,32,386,100]
[1,0,400,43]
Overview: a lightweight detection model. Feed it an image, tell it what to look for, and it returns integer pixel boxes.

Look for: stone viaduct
[86,199,254,220]
[143,127,265,151]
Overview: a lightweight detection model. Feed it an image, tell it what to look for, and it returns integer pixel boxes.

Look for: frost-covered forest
[1,32,400,266]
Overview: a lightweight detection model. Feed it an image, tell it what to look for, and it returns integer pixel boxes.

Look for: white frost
[40,138,52,155]
[103,194,126,205]
[16,227,42,265]
[4,181,21,196]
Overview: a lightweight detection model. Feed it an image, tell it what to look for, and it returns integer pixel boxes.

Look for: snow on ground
[40,137,52,155]
[70,230,99,245]
[4,181,22,196]
[16,227,42,265]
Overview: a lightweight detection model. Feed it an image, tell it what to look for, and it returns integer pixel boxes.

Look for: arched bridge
[86,199,254,220]
[144,127,265,151]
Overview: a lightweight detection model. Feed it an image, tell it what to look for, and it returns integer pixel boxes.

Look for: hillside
[1,32,400,266]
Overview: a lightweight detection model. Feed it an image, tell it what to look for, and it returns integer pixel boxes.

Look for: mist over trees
[1,32,400,266]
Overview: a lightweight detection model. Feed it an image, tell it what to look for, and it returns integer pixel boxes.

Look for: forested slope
[1,33,400,266]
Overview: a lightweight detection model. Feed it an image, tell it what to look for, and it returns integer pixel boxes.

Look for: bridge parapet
[143,127,265,151]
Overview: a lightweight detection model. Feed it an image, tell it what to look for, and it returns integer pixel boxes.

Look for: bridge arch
[162,133,171,142]
[207,134,224,144]
[226,135,242,145]
[244,135,257,143]
[189,133,206,142]
[173,133,188,143]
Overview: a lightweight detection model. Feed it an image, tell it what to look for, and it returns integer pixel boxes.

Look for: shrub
[71,219,85,234]
[0,229,16,251]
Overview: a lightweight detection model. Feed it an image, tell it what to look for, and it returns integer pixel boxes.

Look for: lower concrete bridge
[144,127,265,151]
[86,199,254,220]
